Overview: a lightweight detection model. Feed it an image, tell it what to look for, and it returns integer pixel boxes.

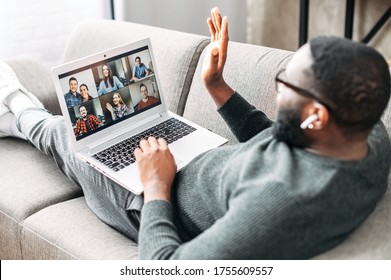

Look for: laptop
[51,38,227,194]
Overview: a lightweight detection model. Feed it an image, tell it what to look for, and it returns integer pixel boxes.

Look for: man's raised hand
[201,7,234,107]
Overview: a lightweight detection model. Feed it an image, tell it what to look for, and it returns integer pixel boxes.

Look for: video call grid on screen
[58,46,162,141]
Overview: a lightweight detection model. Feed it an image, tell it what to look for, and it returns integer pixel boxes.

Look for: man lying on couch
[0,7,390,259]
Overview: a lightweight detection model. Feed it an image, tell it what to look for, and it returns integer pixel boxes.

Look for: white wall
[114,0,247,43]
[0,0,246,71]
[0,0,110,69]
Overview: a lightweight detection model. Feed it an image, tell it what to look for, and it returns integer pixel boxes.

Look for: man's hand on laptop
[134,137,177,203]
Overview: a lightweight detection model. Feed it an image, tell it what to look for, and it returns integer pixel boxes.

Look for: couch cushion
[0,138,83,259]
[22,197,138,259]
[183,41,292,144]
[0,138,82,221]
[62,19,209,115]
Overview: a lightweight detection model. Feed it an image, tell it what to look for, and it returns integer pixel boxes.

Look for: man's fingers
[219,16,229,67]
[221,16,229,45]
[137,137,169,154]
[157,137,168,147]
[134,147,142,160]
[211,7,221,34]
[139,139,150,151]
[216,11,222,37]
[147,136,159,149]
[207,18,216,41]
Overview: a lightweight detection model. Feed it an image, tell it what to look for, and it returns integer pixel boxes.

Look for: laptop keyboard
[92,118,197,172]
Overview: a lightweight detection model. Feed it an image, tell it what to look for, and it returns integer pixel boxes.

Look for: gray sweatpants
[16,107,143,242]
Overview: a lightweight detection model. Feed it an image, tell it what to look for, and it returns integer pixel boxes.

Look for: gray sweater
[139,92,390,259]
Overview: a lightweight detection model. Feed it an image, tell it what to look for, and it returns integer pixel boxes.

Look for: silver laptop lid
[51,38,167,152]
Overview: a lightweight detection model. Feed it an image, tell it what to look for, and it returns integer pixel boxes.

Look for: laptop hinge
[85,113,163,153]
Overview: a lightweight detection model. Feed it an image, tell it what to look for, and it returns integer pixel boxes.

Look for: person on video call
[64,77,82,108]
[97,63,124,96]
[0,7,390,259]
[80,84,93,103]
[73,105,102,137]
[135,83,159,111]
[132,56,150,81]
[105,92,129,121]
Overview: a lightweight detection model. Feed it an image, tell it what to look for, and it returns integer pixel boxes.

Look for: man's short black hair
[69,77,78,84]
[308,36,390,136]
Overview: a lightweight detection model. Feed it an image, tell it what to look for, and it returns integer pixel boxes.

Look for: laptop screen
[58,45,161,141]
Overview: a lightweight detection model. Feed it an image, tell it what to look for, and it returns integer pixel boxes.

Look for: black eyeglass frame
[275,69,335,112]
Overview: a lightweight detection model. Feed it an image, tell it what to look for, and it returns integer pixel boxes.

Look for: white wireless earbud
[300,114,318,129]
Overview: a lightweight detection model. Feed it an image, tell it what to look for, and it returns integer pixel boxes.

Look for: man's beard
[272,108,307,148]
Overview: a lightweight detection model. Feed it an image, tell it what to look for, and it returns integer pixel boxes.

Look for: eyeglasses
[275,69,335,112]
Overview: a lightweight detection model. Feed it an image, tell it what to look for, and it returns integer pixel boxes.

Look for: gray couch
[1,19,391,260]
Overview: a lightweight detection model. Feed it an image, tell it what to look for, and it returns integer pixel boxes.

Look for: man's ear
[301,102,329,130]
